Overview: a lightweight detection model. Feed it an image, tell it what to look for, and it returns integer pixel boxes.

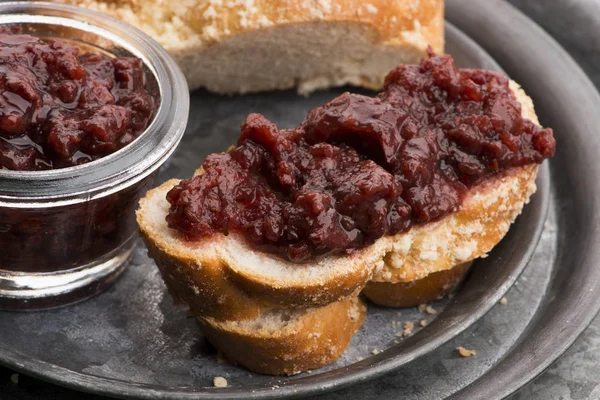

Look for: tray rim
[0,3,593,398]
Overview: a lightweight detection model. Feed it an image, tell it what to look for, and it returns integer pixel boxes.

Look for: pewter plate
[0,1,598,398]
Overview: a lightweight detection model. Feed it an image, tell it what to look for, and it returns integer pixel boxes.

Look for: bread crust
[199,296,366,375]
[362,262,471,307]
[137,165,536,319]
[55,0,443,93]
[361,80,541,305]
[58,0,443,49]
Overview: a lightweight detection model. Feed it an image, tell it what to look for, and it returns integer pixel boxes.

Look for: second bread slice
[199,297,366,375]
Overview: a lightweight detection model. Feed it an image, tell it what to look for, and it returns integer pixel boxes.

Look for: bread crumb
[418,304,427,313]
[306,370,312,374]
[457,347,476,357]
[10,374,18,385]
[499,297,508,305]
[403,321,414,337]
[397,311,402,317]
[419,319,428,327]
[213,376,228,387]
[426,306,437,315]
[371,348,381,355]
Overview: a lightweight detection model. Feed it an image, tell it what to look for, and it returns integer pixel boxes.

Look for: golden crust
[141,223,271,321]
[362,262,471,308]
[140,164,537,319]
[199,296,366,375]
[56,0,443,48]
[54,0,443,93]
[362,80,542,305]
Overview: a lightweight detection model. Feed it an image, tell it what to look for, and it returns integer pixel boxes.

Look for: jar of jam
[0,2,189,309]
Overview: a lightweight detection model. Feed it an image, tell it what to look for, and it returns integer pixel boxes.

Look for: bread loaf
[56,0,444,94]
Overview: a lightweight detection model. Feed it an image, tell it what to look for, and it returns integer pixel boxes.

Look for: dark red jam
[0,174,156,273]
[166,51,556,262]
[0,28,156,170]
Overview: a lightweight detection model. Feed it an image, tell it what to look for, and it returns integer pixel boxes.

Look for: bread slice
[56,0,443,94]
[199,296,366,375]
[362,262,471,308]
[136,81,541,319]
[139,178,381,320]
[363,81,541,307]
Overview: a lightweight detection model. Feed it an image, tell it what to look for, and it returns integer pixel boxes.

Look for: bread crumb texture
[457,347,476,358]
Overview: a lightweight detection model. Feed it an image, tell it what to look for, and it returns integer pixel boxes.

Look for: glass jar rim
[0,1,189,206]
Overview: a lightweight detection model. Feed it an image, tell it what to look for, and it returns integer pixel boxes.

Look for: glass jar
[0,2,189,309]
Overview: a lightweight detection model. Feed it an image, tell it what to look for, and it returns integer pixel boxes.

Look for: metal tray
[0,1,599,399]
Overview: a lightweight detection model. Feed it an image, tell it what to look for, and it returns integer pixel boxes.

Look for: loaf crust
[362,262,471,307]
[56,0,443,93]
[199,296,366,375]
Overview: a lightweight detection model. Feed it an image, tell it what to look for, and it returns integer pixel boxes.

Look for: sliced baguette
[199,296,366,375]
[136,81,541,319]
[56,0,443,94]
